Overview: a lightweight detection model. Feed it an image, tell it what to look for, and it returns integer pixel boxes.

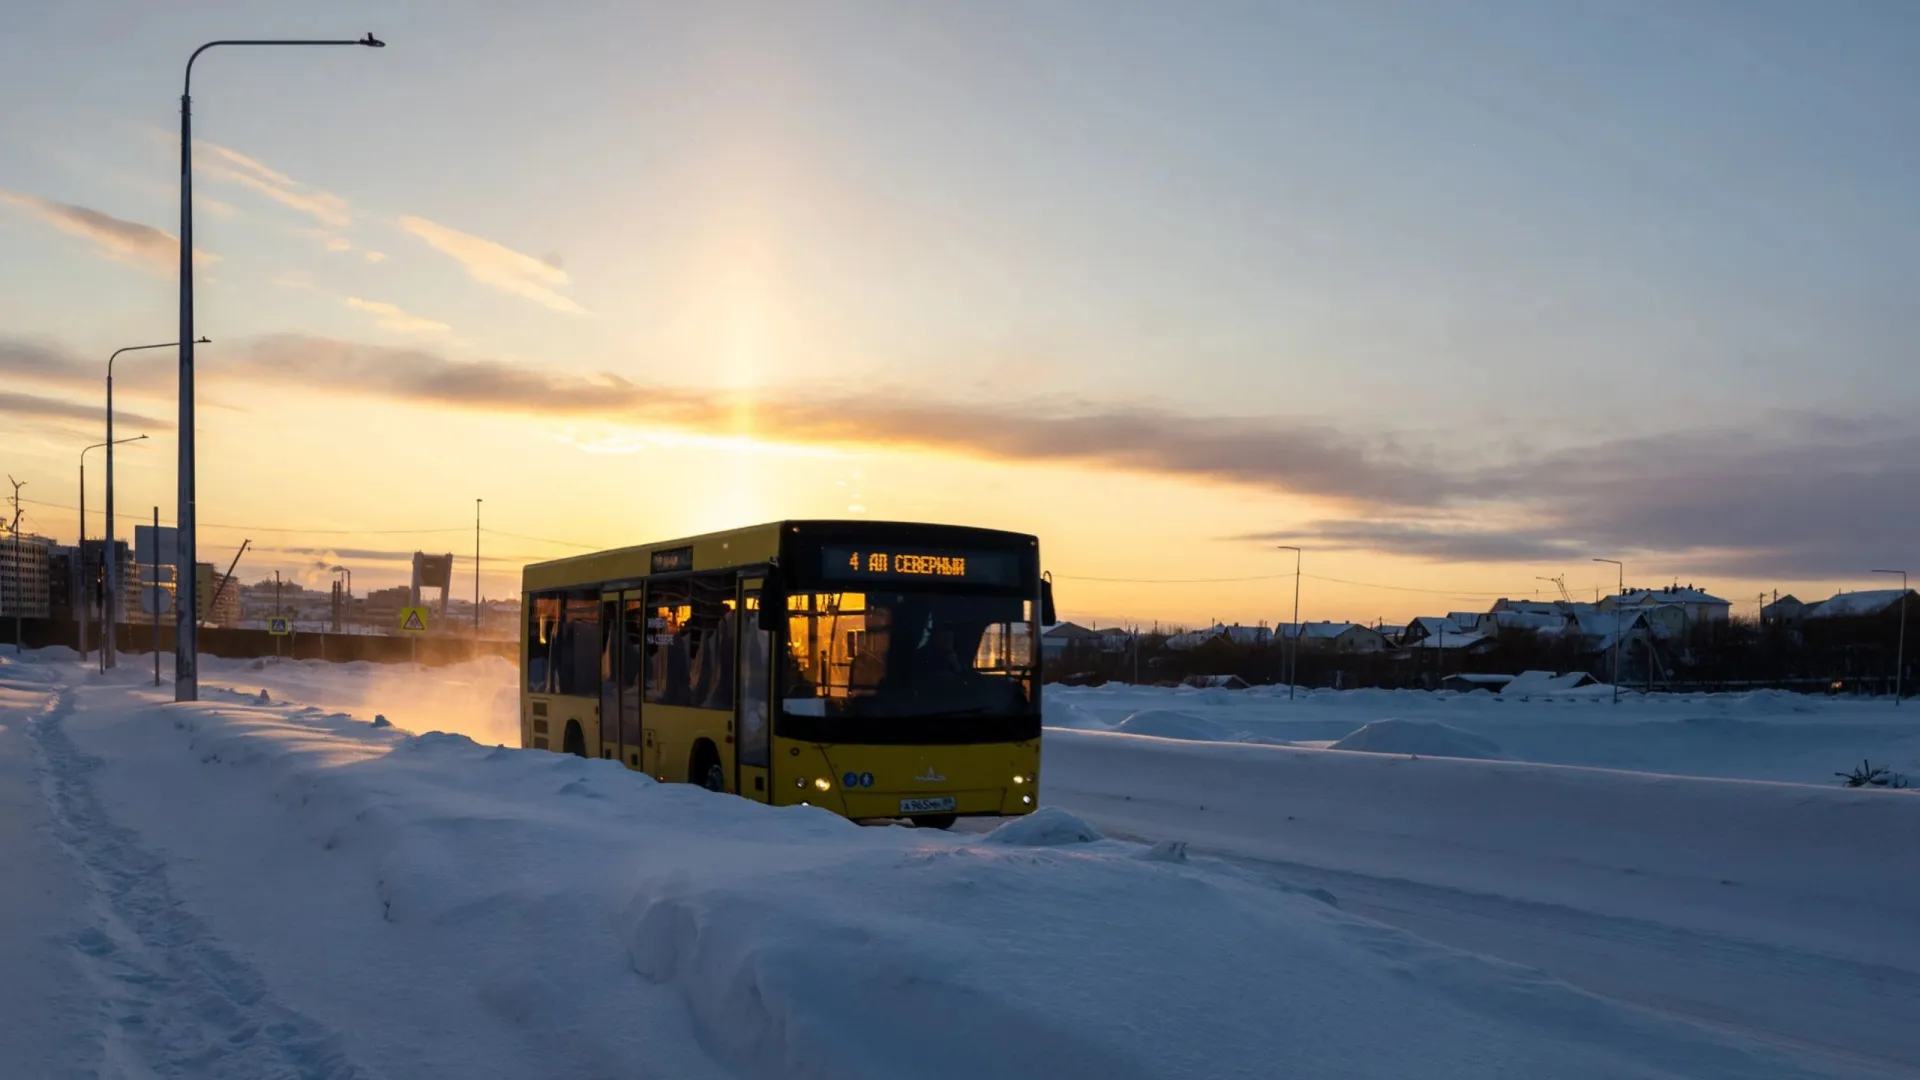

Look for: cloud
[207,335,1920,582]
[1245,521,1587,564]
[343,297,451,336]
[0,338,91,388]
[195,140,351,229]
[0,191,215,276]
[0,389,172,430]
[363,250,387,263]
[323,235,354,253]
[396,216,584,314]
[200,143,296,187]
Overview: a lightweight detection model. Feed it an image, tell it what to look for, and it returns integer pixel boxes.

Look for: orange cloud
[0,191,216,276]
[343,297,451,336]
[396,216,584,314]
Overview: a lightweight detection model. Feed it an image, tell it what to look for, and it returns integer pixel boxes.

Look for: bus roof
[521,519,1036,587]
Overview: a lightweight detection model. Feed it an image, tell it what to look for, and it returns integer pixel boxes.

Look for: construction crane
[1536,575,1573,604]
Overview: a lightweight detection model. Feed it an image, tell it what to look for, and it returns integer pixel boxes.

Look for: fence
[1,618,517,667]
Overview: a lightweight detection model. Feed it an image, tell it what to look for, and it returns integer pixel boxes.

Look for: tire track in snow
[30,684,376,1080]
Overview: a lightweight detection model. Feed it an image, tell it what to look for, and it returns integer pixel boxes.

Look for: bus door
[619,589,644,772]
[736,578,773,802]
[600,591,622,761]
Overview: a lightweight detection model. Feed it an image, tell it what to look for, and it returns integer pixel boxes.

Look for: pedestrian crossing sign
[267,617,291,636]
[399,606,429,634]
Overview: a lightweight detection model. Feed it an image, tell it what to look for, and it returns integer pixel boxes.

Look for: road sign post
[400,605,429,669]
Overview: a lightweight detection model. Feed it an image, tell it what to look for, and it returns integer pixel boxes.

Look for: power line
[18,497,465,535]
[481,528,599,550]
[1054,571,1294,585]
[1055,568,1535,599]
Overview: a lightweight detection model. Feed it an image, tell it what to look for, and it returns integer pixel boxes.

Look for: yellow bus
[520,519,1053,828]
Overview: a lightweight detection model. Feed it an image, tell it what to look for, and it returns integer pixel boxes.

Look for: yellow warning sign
[399,606,429,634]
[267,617,291,636]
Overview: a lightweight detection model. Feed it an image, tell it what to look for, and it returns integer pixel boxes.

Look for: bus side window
[691,572,736,710]
[526,593,561,693]
[645,579,691,706]
[557,592,601,696]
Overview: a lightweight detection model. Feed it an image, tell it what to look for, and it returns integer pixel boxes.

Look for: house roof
[1490,611,1568,633]
[1570,609,1649,651]
[1405,615,1478,637]
[1406,630,1490,650]
[1501,670,1600,696]
[1279,621,1378,641]
[1805,589,1914,619]
[1614,587,1729,606]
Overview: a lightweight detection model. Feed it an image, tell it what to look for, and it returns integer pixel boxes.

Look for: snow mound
[1112,709,1241,742]
[1043,699,1112,731]
[1328,719,1508,761]
[981,807,1103,846]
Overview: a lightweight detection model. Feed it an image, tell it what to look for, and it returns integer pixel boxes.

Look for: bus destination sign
[650,546,693,574]
[821,546,1019,586]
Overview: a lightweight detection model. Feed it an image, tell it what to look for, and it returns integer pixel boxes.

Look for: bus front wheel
[912,814,957,830]
[562,721,586,758]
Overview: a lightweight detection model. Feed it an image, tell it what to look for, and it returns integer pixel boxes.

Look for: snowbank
[1110,708,1244,742]
[0,651,1859,1079]
[1328,719,1509,760]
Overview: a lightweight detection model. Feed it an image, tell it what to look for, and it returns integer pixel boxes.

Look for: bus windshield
[783,591,1035,718]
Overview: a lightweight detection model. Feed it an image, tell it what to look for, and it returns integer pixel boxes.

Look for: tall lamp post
[1872,569,1908,706]
[176,33,385,702]
[1277,545,1301,699]
[107,339,201,668]
[79,434,148,663]
[1593,558,1623,705]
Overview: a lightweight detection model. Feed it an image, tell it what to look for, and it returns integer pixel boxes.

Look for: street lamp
[106,339,200,669]
[1593,558,1623,704]
[176,33,385,702]
[1872,569,1908,706]
[79,434,147,664]
[1277,545,1301,700]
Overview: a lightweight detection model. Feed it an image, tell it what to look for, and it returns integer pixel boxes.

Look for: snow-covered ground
[1048,682,1920,786]
[2,650,1914,1078]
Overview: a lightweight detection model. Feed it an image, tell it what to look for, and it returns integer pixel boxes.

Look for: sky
[3,0,1918,628]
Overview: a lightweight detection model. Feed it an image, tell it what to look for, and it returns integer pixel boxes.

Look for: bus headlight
[813,777,833,792]
[1021,795,1033,805]
[1012,774,1027,785]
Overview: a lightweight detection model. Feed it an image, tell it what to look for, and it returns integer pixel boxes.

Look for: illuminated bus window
[645,579,692,706]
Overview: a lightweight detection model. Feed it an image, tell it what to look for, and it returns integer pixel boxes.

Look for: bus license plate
[900,797,956,814]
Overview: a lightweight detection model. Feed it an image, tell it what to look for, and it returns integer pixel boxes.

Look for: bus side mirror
[1041,575,1057,626]
[758,582,786,633]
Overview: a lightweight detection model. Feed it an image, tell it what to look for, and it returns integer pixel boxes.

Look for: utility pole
[1872,570,1908,706]
[8,477,24,654]
[1593,558,1624,704]
[474,498,483,641]
[152,506,161,686]
[1277,545,1301,699]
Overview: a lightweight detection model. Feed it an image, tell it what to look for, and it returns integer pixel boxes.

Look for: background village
[1041,583,1916,696]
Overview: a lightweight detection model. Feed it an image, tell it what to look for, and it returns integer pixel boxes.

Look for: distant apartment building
[1598,585,1730,624]
[195,563,243,626]
[0,533,54,618]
